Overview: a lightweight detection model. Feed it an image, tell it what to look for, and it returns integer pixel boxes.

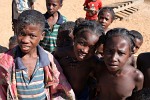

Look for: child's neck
[47,11,58,18]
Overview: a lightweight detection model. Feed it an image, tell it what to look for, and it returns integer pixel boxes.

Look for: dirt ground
[0,0,149,55]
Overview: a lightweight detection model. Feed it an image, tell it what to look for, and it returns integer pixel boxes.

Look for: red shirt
[83,0,102,20]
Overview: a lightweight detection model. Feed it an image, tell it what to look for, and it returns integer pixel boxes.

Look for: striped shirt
[40,11,67,52]
[16,58,46,100]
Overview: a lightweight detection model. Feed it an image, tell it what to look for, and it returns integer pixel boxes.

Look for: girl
[95,28,144,100]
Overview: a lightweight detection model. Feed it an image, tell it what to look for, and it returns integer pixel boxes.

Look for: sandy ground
[0,0,149,55]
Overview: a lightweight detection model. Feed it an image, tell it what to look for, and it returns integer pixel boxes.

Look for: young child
[130,30,143,54]
[12,0,36,34]
[127,30,143,68]
[95,7,115,58]
[0,10,75,100]
[98,7,115,33]
[54,20,104,99]
[9,35,18,49]
[56,21,75,47]
[95,28,144,100]
[40,0,67,53]
[83,0,102,21]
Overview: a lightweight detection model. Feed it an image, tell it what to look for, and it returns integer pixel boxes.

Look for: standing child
[54,20,104,99]
[83,0,102,21]
[12,0,36,34]
[95,28,144,100]
[40,0,67,52]
[96,7,115,58]
[0,10,75,100]
[98,7,115,33]
[127,30,143,68]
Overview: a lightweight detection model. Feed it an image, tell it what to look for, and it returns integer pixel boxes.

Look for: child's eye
[19,32,26,36]
[78,41,85,46]
[118,51,125,56]
[30,34,36,38]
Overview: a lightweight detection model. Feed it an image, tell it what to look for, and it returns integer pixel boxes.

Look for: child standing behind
[0,10,75,100]
[54,20,104,99]
[40,0,67,52]
[95,28,144,100]
[83,0,102,21]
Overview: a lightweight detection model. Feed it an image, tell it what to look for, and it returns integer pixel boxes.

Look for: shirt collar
[44,11,64,25]
[15,45,50,70]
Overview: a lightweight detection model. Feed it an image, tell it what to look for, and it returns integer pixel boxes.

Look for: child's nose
[82,46,89,53]
[111,53,118,61]
[21,36,30,43]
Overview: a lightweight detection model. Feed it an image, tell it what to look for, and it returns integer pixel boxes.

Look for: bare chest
[98,72,135,99]
[22,58,38,79]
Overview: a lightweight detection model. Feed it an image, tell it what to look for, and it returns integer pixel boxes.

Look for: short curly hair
[17,10,45,32]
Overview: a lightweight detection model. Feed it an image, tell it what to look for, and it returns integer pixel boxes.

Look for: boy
[95,28,144,100]
[12,0,35,34]
[83,0,102,21]
[0,10,75,100]
[40,0,67,52]
[54,20,104,99]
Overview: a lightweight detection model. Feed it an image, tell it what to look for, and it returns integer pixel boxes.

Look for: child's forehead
[47,0,61,3]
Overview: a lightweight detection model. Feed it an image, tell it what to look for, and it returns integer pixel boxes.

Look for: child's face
[133,38,143,53]
[103,36,131,72]
[98,11,113,32]
[46,0,62,15]
[73,31,99,61]
[17,24,44,54]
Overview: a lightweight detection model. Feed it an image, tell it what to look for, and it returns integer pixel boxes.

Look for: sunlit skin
[17,24,44,55]
[95,36,144,100]
[104,36,131,73]
[17,24,44,78]
[98,10,113,33]
[74,31,99,61]
[54,30,100,97]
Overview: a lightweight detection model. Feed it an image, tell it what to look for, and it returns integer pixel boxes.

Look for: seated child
[83,0,102,21]
[9,35,18,49]
[54,20,104,99]
[95,28,144,100]
[56,21,75,47]
[0,10,75,100]
[96,7,115,58]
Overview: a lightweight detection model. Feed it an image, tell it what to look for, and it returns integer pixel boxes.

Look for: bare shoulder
[133,68,144,82]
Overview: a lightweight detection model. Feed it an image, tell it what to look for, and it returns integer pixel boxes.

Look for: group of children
[0,0,149,99]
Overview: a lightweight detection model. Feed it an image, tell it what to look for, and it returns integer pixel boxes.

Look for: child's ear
[41,31,45,41]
